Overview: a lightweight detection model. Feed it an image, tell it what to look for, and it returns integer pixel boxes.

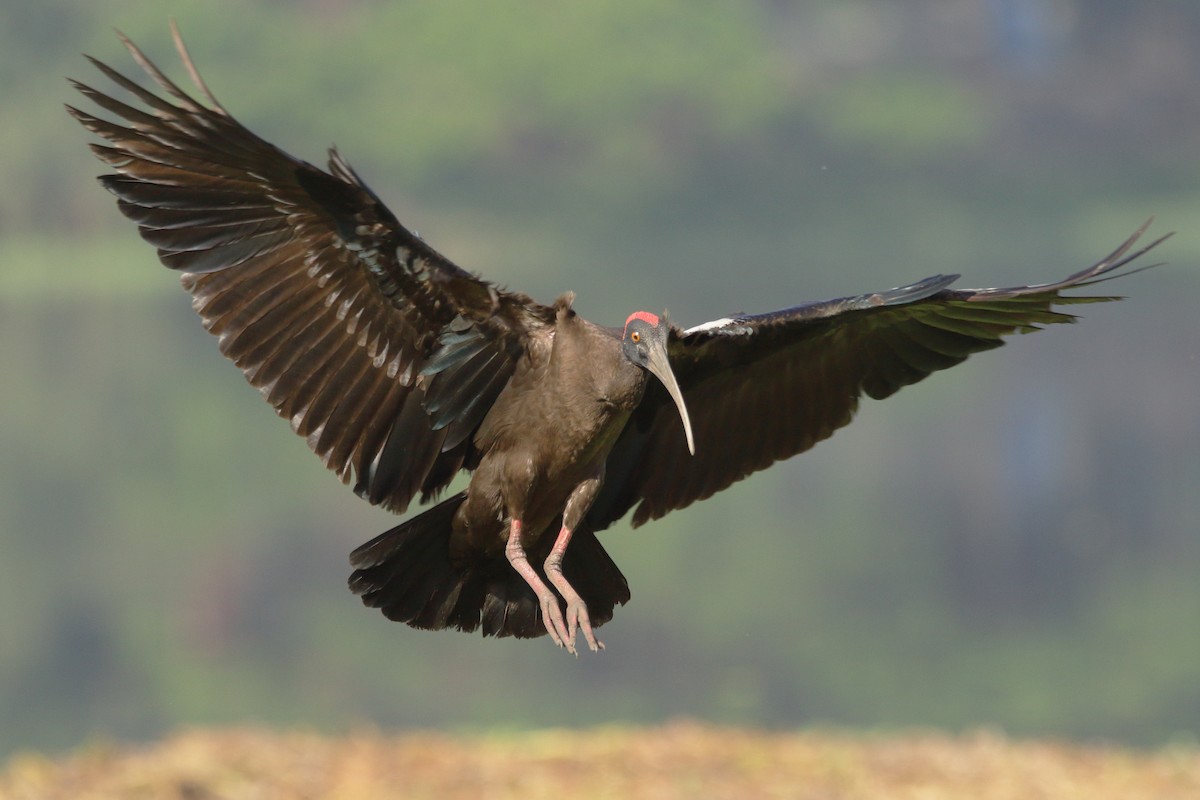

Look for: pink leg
[544,525,604,652]
[504,519,574,653]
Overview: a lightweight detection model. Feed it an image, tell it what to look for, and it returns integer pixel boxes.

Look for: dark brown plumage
[71,25,1171,654]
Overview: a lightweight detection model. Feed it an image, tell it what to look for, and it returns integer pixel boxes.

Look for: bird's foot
[537,591,577,656]
[505,518,579,655]
[564,598,603,653]
[540,513,607,653]
[545,548,603,653]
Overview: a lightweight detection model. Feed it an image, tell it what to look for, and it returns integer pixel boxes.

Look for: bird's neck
[550,314,646,412]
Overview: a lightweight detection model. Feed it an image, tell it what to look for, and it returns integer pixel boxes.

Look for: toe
[541,598,576,654]
[568,603,602,652]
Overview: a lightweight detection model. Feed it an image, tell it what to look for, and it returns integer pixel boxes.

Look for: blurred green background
[2,0,1198,758]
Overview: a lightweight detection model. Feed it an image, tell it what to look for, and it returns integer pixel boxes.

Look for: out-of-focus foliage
[2,0,1199,759]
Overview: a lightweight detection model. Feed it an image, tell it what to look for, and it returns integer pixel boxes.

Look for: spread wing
[588,222,1170,531]
[69,24,554,513]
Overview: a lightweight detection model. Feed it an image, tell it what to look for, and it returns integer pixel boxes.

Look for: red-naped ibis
[70,26,1171,654]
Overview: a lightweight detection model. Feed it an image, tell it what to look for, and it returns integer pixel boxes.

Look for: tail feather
[481,584,542,638]
[349,492,631,639]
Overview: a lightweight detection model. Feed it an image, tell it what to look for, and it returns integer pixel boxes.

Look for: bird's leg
[543,524,603,652]
[504,518,574,653]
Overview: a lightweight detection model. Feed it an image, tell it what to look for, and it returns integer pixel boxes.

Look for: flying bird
[70,25,1170,654]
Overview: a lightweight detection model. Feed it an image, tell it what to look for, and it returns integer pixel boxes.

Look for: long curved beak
[645,342,696,456]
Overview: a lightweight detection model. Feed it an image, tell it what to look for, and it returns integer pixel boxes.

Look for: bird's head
[622,311,695,455]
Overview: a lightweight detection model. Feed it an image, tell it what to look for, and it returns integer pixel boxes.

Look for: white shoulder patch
[684,317,737,334]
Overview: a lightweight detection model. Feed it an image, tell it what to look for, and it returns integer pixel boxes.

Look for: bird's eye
[631,331,641,343]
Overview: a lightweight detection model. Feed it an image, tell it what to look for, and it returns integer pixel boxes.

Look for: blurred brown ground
[2,722,1198,799]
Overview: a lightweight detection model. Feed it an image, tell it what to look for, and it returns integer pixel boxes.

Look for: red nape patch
[623,311,660,333]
